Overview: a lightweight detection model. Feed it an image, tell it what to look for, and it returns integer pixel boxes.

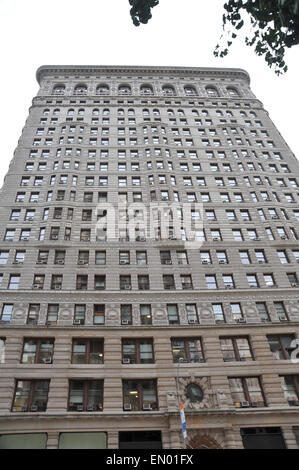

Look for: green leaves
[129,0,159,26]
[214,0,299,75]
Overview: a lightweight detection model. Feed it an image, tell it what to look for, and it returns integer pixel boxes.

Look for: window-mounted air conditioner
[43,358,52,364]
[30,405,38,412]
[188,319,197,324]
[122,319,130,325]
[219,259,226,264]
[122,358,131,364]
[236,318,246,323]
[163,259,172,265]
[279,316,288,321]
[240,401,249,408]
[143,404,152,411]
[73,319,84,325]
[123,404,132,411]
[119,260,128,265]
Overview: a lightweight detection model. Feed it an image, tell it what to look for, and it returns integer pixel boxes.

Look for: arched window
[143,109,149,116]
[53,85,65,95]
[153,109,160,116]
[118,108,125,115]
[167,109,174,116]
[227,86,239,97]
[118,85,131,95]
[67,109,75,116]
[162,85,176,96]
[103,108,110,116]
[128,108,135,116]
[92,108,99,116]
[74,84,87,95]
[206,86,218,97]
[140,84,153,95]
[184,85,197,96]
[96,84,109,95]
[78,108,85,115]
[53,109,60,116]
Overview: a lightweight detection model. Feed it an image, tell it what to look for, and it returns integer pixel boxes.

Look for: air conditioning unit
[225,285,234,289]
[73,319,83,325]
[136,237,146,242]
[122,358,131,364]
[188,319,197,324]
[30,405,38,412]
[76,405,83,411]
[32,284,41,289]
[54,284,62,290]
[258,260,265,264]
[123,404,132,411]
[87,405,96,411]
[291,283,298,287]
[51,235,58,240]
[253,237,260,241]
[280,235,287,240]
[36,260,46,264]
[237,318,246,323]
[122,320,130,325]
[13,260,23,264]
[279,316,288,321]
[240,401,250,408]
[56,260,64,265]
[43,358,52,364]
[119,260,128,265]
[143,404,152,411]
[271,215,279,219]
[22,237,29,241]
[78,260,87,265]
[202,260,209,264]
[213,237,220,241]
[26,217,34,221]
[123,285,131,290]
[219,260,226,264]
[163,259,172,265]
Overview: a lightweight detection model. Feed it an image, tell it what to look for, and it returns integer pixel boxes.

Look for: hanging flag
[180,401,187,439]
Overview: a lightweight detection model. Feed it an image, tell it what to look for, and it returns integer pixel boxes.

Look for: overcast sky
[0,0,298,187]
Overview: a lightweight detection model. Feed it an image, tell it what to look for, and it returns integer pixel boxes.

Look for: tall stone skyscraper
[0,65,298,449]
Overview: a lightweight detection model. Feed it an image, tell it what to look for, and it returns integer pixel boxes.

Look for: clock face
[185,383,204,403]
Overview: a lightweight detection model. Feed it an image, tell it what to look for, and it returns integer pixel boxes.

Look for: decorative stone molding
[178,376,217,410]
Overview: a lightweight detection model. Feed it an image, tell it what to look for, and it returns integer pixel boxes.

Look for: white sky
[0,0,298,187]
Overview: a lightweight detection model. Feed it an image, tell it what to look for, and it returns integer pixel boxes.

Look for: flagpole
[176,357,187,449]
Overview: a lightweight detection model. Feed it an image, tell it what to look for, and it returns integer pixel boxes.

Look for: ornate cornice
[36,65,250,85]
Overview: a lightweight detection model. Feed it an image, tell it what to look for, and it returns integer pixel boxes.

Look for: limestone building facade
[0,65,299,449]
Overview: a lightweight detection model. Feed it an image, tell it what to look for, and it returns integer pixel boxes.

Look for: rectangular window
[171,338,204,363]
[72,339,104,364]
[121,305,132,325]
[122,339,154,364]
[140,304,152,325]
[228,377,265,407]
[220,337,253,362]
[267,335,296,360]
[12,380,50,412]
[167,304,179,324]
[73,305,85,325]
[93,304,105,325]
[21,339,54,364]
[123,380,158,411]
[68,380,103,412]
[1,304,14,323]
[280,376,299,406]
